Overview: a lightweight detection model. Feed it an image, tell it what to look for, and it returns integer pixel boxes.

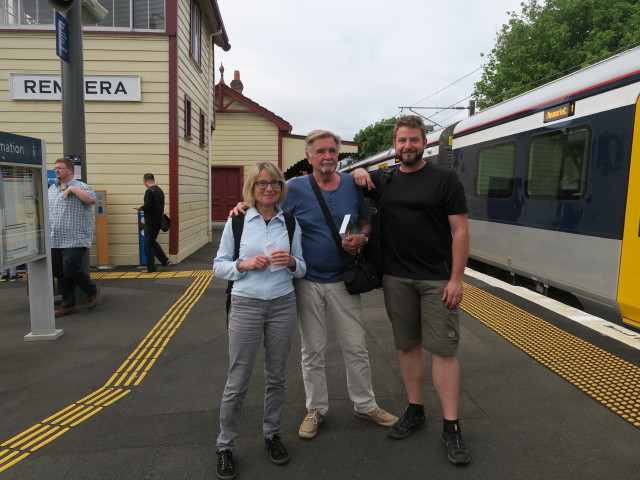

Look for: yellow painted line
[4,425,51,449]
[49,405,86,425]
[133,371,149,386]
[101,390,131,407]
[1,424,42,447]
[77,387,108,405]
[461,283,640,428]
[19,426,66,450]
[0,271,214,472]
[69,407,104,427]
[29,427,70,452]
[0,452,30,472]
[0,450,21,464]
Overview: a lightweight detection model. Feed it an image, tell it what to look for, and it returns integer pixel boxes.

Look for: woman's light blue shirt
[213,207,306,300]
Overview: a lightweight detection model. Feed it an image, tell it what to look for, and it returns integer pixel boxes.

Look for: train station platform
[1,232,639,479]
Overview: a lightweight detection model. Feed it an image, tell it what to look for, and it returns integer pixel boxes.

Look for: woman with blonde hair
[213,162,306,479]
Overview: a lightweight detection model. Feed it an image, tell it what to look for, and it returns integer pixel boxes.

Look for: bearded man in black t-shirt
[353,115,471,465]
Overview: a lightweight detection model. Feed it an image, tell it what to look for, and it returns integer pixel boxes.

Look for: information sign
[0,132,47,269]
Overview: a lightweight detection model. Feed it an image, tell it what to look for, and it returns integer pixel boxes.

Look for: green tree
[353,117,399,159]
[474,0,640,109]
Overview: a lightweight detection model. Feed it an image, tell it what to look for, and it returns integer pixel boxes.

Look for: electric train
[344,46,640,329]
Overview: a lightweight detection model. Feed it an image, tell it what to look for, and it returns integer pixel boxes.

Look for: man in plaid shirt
[49,157,100,317]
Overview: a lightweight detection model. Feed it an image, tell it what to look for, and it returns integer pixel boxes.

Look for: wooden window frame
[184,94,193,139]
[199,108,206,147]
[190,1,202,66]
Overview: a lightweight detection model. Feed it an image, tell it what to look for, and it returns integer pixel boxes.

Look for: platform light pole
[48,0,108,182]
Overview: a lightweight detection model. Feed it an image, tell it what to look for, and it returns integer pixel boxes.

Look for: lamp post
[48,0,108,182]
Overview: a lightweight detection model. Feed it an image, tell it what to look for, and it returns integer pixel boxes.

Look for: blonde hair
[242,162,287,207]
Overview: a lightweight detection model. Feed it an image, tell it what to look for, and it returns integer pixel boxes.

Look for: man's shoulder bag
[361,166,397,281]
[160,213,171,232]
[150,186,171,232]
[308,175,380,295]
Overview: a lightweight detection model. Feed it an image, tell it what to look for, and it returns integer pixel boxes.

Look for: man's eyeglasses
[255,180,282,190]
[53,167,69,171]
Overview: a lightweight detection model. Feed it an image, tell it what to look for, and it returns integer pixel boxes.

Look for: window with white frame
[0,0,165,29]
[190,1,201,64]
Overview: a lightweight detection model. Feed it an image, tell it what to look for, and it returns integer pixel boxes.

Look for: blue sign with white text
[55,11,69,62]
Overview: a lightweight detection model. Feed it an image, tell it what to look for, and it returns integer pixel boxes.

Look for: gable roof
[215,82,292,132]
[204,0,231,51]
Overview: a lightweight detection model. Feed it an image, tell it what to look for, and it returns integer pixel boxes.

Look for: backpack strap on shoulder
[283,212,296,247]
[226,214,246,327]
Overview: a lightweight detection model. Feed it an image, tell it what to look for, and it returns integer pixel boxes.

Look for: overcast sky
[216,0,526,141]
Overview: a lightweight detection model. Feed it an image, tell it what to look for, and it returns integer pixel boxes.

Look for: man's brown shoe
[86,287,100,309]
[299,409,324,439]
[354,407,398,426]
[54,306,77,317]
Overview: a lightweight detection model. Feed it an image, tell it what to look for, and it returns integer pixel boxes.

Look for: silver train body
[345,47,640,329]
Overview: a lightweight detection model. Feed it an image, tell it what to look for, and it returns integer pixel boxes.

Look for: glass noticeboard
[0,131,47,269]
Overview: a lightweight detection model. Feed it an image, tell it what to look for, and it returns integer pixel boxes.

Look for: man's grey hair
[305,130,342,153]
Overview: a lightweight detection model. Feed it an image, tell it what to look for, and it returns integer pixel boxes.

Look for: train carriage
[451,46,640,329]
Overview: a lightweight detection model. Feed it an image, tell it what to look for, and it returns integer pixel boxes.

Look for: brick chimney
[230,70,244,94]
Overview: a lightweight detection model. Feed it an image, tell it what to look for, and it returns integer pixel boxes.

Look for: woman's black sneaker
[216,449,236,479]
[442,430,471,465]
[387,408,426,439]
[264,434,290,465]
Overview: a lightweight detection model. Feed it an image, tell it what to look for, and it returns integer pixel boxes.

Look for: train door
[617,97,640,329]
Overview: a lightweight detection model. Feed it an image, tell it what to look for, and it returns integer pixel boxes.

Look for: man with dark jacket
[134,173,172,273]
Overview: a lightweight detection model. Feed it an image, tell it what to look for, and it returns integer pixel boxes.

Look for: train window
[475,142,516,197]
[526,127,590,200]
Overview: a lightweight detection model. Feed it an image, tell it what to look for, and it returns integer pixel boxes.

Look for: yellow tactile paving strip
[1,270,201,282]
[0,270,213,473]
[460,283,640,429]
[2,278,638,472]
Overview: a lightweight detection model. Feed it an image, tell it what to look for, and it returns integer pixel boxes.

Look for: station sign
[9,74,142,101]
[55,11,70,62]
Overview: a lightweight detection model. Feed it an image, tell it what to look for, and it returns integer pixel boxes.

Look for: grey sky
[216,0,525,141]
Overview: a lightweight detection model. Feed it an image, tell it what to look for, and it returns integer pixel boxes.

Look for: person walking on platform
[353,115,471,465]
[49,157,100,317]
[1,267,20,282]
[213,162,306,480]
[232,130,398,440]
[134,173,172,273]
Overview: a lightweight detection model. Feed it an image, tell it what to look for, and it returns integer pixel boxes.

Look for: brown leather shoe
[54,306,77,317]
[86,287,100,309]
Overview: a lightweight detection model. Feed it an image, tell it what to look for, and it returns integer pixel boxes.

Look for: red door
[211,167,243,221]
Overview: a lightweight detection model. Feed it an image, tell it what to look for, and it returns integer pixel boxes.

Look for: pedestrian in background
[1,267,20,282]
[134,173,172,273]
[353,115,471,465]
[213,162,306,480]
[49,157,100,317]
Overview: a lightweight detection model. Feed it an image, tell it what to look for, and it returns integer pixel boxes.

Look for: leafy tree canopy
[353,117,399,159]
[474,0,640,109]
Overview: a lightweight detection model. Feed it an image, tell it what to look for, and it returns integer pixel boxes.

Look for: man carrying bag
[134,173,172,273]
